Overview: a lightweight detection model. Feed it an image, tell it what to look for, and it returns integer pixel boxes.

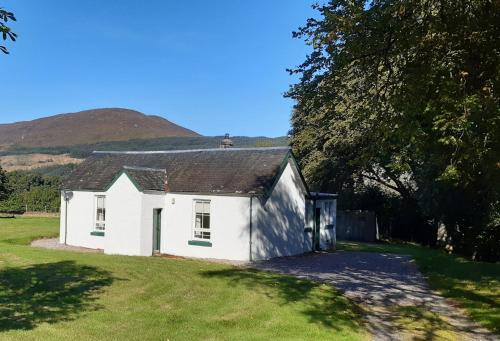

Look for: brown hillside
[0,108,200,148]
[0,153,83,172]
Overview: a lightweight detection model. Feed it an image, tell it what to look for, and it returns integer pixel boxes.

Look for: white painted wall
[60,174,168,256]
[104,173,143,256]
[251,161,309,260]
[162,193,250,261]
[59,190,106,250]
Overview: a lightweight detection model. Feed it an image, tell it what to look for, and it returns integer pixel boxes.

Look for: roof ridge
[92,147,291,154]
[123,165,166,173]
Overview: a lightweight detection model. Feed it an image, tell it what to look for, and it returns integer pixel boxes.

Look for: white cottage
[60,147,337,261]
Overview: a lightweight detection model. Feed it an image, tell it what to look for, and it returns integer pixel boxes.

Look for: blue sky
[0,0,316,137]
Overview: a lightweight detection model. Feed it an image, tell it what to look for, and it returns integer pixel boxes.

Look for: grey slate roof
[121,166,167,192]
[62,147,292,195]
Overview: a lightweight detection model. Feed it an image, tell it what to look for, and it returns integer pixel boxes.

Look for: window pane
[97,208,104,221]
[195,201,203,213]
[202,215,210,229]
[96,196,106,222]
[194,230,202,239]
[203,202,210,214]
[98,197,104,209]
[202,231,210,239]
[195,214,202,228]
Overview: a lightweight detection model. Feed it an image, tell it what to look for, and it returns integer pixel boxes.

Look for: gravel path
[253,251,496,341]
[31,238,102,253]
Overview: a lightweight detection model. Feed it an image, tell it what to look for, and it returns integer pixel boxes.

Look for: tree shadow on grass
[0,261,115,331]
[392,305,457,340]
[439,281,500,334]
[200,268,365,332]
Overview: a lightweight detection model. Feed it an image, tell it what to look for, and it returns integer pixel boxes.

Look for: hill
[0,153,82,172]
[0,108,199,148]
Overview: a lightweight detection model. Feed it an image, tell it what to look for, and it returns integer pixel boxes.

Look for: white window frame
[94,195,106,231]
[192,199,211,241]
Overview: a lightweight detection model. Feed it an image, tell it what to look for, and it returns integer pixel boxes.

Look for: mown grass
[0,217,59,245]
[338,240,500,335]
[0,217,367,340]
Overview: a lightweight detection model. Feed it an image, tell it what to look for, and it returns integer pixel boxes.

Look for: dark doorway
[313,207,321,251]
[153,209,162,253]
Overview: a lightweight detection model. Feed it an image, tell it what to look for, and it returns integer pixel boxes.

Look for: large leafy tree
[0,170,61,213]
[0,7,16,54]
[287,0,500,260]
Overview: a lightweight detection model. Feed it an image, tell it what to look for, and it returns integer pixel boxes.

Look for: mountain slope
[0,108,200,148]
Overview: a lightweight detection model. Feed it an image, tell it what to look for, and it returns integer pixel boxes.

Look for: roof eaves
[288,151,311,196]
[308,192,339,199]
[263,152,290,199]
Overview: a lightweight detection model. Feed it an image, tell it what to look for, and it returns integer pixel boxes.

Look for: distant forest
[0,135,289,158]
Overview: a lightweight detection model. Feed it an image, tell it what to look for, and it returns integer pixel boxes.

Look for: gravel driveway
[253,251,496,340]
[31,238,101,253]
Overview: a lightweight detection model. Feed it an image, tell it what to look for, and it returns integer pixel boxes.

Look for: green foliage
[6,170,60,193]
[0,167,8,201]
[18,186,60,212]
[0,170,61,213]
[0,194,24,214]
[288,0,500,261]
[0,7,16,54]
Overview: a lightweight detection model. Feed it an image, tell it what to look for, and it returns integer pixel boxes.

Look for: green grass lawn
[338,240,500,335]
[0,217,367,340]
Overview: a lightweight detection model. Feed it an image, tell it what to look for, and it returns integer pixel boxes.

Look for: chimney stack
[219,133,233,149]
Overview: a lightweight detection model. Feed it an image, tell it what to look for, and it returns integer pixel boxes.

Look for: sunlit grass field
[0,217,367,340]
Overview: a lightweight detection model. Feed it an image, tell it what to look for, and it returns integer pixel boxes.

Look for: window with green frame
[193,200,210,240]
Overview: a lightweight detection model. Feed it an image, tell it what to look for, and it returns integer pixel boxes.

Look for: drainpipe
[62,190,73,245]
[249,195,253,262]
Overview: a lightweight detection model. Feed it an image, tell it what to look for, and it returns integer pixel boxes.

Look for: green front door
[153,209,162,253]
